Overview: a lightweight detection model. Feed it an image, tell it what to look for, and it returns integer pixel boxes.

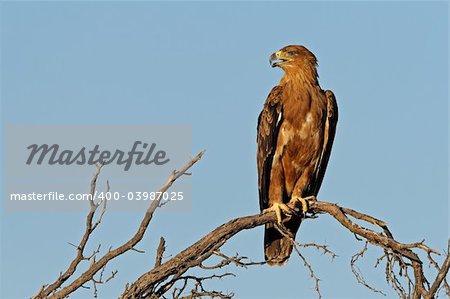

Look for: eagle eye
[287,51,298,56]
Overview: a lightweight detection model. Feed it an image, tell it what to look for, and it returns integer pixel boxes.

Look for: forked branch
[33,151,448,299]
[120,200,449,298]
[33,151,205,299]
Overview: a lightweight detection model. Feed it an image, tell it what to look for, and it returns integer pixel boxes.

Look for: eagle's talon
[290,196,316,216]
[264,202,292,224]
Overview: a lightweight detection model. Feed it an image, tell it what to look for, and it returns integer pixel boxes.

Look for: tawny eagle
[257,45,338,266]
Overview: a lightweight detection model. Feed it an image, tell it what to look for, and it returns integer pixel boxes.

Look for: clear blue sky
[1,1,448,298]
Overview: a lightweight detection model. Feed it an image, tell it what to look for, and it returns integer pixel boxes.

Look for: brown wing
[257,86,283,211]
[312,90,338,195]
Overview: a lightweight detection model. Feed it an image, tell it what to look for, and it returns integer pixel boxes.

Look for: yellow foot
[263,202,291,224]
[290,195,316,215]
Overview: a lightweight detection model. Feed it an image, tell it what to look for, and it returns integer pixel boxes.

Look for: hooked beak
[269,50,287,68]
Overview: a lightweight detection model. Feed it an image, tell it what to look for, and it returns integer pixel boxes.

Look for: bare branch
[120,199,448,299]
[292,244,322,298]
[33,163,104,297]
[199,251,266,270]
[298,243,338,260]
[428,240,450,298]
[155,237,166,268]
[33,156,448,299]
[34,151,205,299]
[350,241,386,296]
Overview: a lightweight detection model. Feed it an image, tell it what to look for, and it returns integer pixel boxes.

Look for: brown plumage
[257,45,338,266]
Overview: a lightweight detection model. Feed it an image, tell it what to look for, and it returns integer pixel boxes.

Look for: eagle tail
[264,218,301,266]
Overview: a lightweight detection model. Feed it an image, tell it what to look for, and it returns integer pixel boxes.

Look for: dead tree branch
[120,200,449,299]
[33,163,105,298]
[32,150,448,299]
[33,151,205,299]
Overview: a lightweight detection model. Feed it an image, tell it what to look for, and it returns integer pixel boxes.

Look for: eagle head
[269,45,318,70]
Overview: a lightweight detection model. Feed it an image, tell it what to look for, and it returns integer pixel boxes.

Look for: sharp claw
[291,196,315,215]
[264,202,291,224]
[300,198,307,214]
